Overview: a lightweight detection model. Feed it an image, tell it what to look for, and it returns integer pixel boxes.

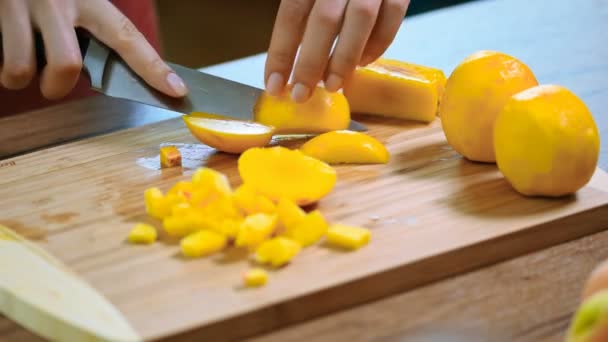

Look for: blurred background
[154,0,478,68]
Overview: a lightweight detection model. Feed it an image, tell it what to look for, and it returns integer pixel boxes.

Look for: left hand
[264,0,411,103]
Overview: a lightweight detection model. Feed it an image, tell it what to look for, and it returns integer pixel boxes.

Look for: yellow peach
[440,50,538,162]
[494,85,599,197]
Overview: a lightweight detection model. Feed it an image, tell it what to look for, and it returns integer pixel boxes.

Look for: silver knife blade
[83,39,367,132]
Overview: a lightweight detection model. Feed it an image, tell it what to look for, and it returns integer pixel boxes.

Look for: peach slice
[254,85,350,134]
[183,114,274,154]
[343,58,446,122]
[300,130,389,164]
[238,146,337,206]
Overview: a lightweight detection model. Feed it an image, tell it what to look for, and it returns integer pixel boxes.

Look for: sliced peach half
[238,146,337,206]
[253,85,350,134]
[183,113,275,154]
[300,130,390,164]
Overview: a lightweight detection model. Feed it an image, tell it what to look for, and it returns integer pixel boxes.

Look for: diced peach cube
[216,218,243,240]
[191,168,232,205]
[144,187,171,219]
[255,237,301,267]
[127,223,157,244]
[282,210,328,247]
[277,198,306,231]
[160,146,182,168]
[243,268,268,287]
[233,184,276,215]
[163,214,210,238]
[326,224,371,250]
[235,213,278,248]
[181,230,227,257]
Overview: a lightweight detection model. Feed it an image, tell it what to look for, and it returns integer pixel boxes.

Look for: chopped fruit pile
[128,146,372,288]
[160,146,182,168]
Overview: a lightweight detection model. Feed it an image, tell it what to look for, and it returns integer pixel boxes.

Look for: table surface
[1,0,607,340]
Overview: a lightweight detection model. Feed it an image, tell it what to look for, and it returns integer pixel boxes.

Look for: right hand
[0,0,188,100]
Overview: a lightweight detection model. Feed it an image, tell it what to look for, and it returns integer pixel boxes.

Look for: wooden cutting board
[1,115,607,341]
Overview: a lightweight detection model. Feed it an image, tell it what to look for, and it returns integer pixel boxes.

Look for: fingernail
[291,83,311,103]
[166,72,188,96]
[325,74,343,92]
[266,72,284,96]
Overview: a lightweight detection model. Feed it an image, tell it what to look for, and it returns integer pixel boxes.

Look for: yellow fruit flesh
[326,224,371,250]
[233,184,277,215]
[183,114,275,154]
[136,160,372,285]
[144,187,171,219]
[440,50,538,162]
[160,146,182,168]
[494,85,599,197]
[254,85,350,134]
[343,58,446,122]
[238,146,337,206]
[235,213,279,248]
[181,230,227,257]
[282,210,328,247]
[277,198,306,231]
[191,167,232,206]
[243,268,268,287]
[255,237,301,267]
[127,223,157,244]
[300,130,390,164]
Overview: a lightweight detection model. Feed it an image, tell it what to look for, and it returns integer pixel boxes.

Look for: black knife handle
[0,28,91,70]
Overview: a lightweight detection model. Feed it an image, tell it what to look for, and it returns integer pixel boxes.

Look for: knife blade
[0,31,366,132]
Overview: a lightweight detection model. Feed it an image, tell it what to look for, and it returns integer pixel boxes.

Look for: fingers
[0,0,36,90]
[264,0,315,97]
[289,0,348,102]
[266,0,406,103]
[30,0,83,100]
[324,0,381,92]
[360,0,410,66]
[78,0,188,97]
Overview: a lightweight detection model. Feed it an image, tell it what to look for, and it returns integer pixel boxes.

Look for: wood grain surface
[0,111,607,340]
[1,0,606,340]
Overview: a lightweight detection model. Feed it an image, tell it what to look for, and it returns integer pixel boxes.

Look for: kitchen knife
[0,31,367,132]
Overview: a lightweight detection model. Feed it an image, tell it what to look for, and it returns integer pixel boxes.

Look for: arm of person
[0,0,188,102]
